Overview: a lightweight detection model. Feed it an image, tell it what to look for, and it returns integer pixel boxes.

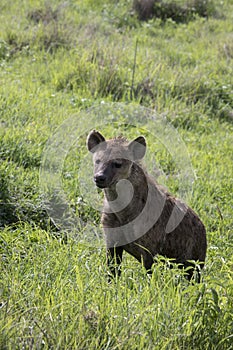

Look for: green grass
[0,0,233,349]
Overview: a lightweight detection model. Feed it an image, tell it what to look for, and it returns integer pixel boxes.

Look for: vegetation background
[0,0,233,349]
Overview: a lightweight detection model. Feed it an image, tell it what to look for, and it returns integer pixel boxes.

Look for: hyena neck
[104,186,118,202]
[103,163,150,218]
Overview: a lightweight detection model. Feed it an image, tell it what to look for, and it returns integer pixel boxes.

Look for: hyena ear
[128,136,146,160]
[87,130,106,153]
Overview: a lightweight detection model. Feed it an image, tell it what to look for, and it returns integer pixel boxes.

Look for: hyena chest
[103,194,147,227]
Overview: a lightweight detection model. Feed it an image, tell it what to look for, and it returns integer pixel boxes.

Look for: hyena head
[87,130,146,189]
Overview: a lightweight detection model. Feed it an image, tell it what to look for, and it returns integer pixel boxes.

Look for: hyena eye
[95,159,101,164]
[113,161,122,168]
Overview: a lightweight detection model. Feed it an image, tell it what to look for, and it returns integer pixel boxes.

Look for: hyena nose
[94,174,107,187]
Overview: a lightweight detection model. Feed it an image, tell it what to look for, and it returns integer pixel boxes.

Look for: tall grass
[1,226,232,349]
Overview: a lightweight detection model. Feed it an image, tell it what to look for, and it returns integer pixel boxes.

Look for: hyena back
[87,130,207,282]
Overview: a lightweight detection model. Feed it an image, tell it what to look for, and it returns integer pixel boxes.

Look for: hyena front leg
[107,246,123,280]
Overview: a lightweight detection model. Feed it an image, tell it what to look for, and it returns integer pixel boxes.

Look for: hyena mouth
[94,172,118,189]
[95,182,107,189]
[94,176,109,189]
[95,177,117,189]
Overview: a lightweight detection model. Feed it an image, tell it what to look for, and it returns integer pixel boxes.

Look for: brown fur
[87,130,207,282]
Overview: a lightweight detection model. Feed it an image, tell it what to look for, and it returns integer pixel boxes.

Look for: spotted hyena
[87,130,207,281]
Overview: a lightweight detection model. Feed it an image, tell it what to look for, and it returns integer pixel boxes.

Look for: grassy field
[0,0,233,349]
